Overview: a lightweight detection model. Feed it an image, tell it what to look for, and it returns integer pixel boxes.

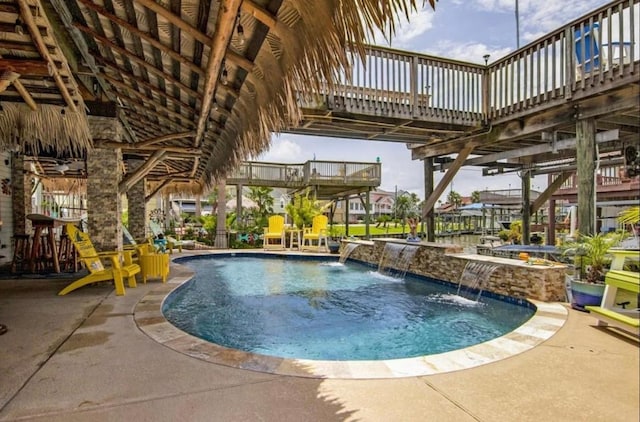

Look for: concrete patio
[1,255,638,421]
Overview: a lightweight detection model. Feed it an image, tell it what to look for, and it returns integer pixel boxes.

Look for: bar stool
[11,234,31,273]
[57,233,78,272]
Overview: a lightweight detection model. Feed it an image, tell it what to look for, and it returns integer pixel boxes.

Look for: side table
[139,253,170,283]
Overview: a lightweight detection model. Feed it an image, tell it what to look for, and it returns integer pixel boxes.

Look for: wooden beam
[0,59,51,76]
[412,86,639,159]
[119,149,167,192]
[134,0,210,45]
[146,179,171,201]
[17,0,76,111]
[137,131,195,148]
[100,141,201,155]
[92,50,202,100]
[422,144,475,218]
[0,70,20,92]
[241,1,277,29]
[531,172,573,214]
[105,77,195,127]
[75,0,205,77]
[12,79,38,110]
[191,0,242,177]
[445,129,620,169]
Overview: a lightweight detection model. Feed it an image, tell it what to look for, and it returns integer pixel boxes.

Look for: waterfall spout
[378,243,419,279]
[456,261,500,302]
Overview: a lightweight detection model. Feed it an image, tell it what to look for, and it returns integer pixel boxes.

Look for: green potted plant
[560,232,621,310]
[284,188,329,229]
[326,225,344,254]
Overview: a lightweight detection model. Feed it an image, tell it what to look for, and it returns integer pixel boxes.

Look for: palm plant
[285,188,329,229]
[618,206,640,226]
[561,233,621,283]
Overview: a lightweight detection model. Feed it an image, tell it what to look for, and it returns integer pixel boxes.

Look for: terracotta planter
[570,279,605,311]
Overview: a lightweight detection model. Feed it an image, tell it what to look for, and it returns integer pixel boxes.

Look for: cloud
[369,6,436,48]
[258,137,304,163]
[426,40,512,64]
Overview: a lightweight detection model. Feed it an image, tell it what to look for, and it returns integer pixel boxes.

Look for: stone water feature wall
[342,238,566,302]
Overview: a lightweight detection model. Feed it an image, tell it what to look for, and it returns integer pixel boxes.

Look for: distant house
[332,188,397,223]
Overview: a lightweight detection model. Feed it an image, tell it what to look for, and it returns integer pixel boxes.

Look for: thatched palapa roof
[0,0,437,191]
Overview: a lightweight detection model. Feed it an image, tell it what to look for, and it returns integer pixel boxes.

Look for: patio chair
[301,215,329,252]
[122,224,154,257]
[575,23,601,77]
[149,221,193,253]
[263,215,286,250]
[59,223,141,296]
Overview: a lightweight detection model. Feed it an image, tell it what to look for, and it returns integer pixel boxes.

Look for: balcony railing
[305,0,638,124]
[226,160,381,188]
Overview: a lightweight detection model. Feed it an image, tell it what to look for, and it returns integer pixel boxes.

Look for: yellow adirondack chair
[263,215,286,250]
[301,215,329,252]
[59,224,141,296]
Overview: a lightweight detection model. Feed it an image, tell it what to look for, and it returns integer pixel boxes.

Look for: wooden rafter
[119,149,167,192]
[17,0,76,112]
[93,59,196,106]
[137,131,196,148]
[13,80,38,110]
[0,70,20,92]
[76,0,205,76]
[103,72,195,113]
[108,82,195,127]
[422,144,475,217]
[134,0,254,72]
[191,0,243,177]
[531,172,573,214]
[0,59,52,76]
[101,141,201,155]
[241,1,277,29]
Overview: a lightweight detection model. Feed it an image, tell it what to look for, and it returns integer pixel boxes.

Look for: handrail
[302,0,637,125]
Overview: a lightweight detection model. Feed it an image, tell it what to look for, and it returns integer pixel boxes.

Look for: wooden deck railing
[303,0,638,125]
[226,160,381,188]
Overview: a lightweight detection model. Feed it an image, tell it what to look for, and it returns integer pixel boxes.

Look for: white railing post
[411,55,418,118]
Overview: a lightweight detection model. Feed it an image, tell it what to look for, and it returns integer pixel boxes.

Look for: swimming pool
[162,255,536,361]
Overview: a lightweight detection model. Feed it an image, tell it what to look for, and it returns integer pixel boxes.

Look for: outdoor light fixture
[236,16,245,46]
[53,163,69,173]
[221,67,228,85]
[14,18,24,35]
[483,54,490,66]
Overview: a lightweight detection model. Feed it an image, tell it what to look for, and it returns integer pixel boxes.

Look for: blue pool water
[163,256,535,361]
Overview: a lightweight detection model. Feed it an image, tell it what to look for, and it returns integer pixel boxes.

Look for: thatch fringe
[198,0,428,187]
[0,102,92,156]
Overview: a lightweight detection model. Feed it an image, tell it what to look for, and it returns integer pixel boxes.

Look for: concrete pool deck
[1,251,639,421]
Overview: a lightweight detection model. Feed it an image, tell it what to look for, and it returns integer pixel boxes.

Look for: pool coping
[134,251,568,379]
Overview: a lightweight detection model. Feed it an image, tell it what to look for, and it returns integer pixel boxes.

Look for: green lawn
[331,223,411,236]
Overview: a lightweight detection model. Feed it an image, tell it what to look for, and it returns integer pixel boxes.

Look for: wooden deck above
[225,160,381,199]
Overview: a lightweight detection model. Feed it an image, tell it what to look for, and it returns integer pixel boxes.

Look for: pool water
[163,256,535,361]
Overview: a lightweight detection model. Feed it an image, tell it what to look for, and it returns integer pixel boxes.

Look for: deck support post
[214,179,227,248]
[423,158,435,242]
[365,188,371,240]
[576,118,597,236]
[521,169,531,245]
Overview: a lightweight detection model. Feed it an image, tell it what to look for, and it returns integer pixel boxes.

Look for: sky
[257,0,612,201]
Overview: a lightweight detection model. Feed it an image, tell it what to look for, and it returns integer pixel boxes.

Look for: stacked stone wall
[87,116,123,251]
[127,160,147,241]
[342,239,566,302]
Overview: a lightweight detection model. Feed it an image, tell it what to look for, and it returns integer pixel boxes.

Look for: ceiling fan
[52,159,85,174]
